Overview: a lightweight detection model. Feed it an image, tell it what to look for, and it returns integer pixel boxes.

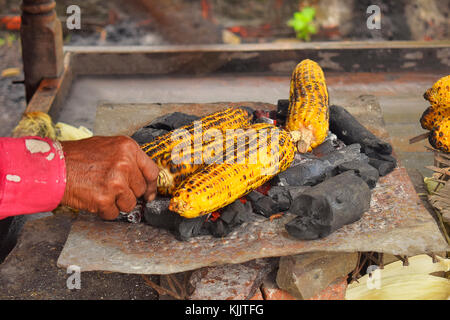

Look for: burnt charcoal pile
[122,102,396,242]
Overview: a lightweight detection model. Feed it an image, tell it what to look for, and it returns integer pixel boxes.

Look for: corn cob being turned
[141,107,251,160]
[429,118,450,153]
[140,107,250,195]
[157,122,272,195]
[169,124,300,218]
[423,75,450,109]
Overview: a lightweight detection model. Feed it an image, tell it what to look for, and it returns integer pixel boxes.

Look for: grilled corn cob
[429,118,450,153]
[141,107,251,160]
[286,59,329,153]
[423,75,450,109]
[157,123,273,195]
[169,124,300,218]
[420,106,450,130]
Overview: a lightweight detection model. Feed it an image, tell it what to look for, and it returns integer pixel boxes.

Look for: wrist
[0,137,67,219]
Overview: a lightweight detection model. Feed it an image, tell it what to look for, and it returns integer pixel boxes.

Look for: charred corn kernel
[169,124,299,218]
[286,59,329,153]
[429,118,450,153]
[141,107,251,160]
[420,106,450,130]
[157,123,273,195]
[423,75,450,109]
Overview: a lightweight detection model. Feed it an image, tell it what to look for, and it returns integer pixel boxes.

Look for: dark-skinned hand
[60,136,159,220]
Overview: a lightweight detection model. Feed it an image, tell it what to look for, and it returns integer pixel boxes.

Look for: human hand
[60,136,159,220]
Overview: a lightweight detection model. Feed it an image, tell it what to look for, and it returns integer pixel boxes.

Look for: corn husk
[346,255,450,300]
[55,122,93,141]
[12,111,92,141]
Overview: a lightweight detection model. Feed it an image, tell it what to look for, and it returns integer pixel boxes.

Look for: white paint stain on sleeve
[46,152,55,161]
[25,139,51,154]
[6,174,21,183]
[53,142,65,160]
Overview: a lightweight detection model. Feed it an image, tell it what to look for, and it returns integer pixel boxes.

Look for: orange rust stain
[0,16,21,31]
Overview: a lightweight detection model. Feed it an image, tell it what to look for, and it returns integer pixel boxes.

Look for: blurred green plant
[287,7,317,41]
[6,33,16,46]
[0,38,5,47]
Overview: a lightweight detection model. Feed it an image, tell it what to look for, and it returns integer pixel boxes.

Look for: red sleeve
[0,137,66,220]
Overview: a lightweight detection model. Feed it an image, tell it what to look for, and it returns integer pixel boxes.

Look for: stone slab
[56,100,448,275]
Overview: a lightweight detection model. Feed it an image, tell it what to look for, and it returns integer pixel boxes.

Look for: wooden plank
[66,41,450,76]
[24,52,74,119]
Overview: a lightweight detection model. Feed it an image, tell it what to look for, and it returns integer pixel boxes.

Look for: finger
[98,201,120,221]
[145,188,157,203]
[129,168,147,198]
[116,188,137,213]
[135,149,160,202]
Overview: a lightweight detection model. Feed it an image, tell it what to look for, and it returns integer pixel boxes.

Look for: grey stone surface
[188,258,277,300]
[276,252,358,299]
[56,101,448,275]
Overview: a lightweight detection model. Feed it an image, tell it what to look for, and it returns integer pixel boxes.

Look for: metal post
[20,0,64,102]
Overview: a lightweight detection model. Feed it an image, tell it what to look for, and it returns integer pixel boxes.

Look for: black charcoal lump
[207,200,253,238]
[146,112,200,131]
[286,171,371,240]
[329,105,397,177]
[252,196,279,218]
[329,105,392,155]
[131,128,168,145]
[131,112,200,145]
[276,99,289,126]
[272,143,363,187]
[267,186,293,212]
[337,156,380,189]
[143,198,209,241]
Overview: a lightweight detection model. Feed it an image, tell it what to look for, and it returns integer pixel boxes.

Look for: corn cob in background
[423,75,450,109]
[429,118,450,153]
[420,106,450,130]
[418,75,450,153]
[169,124,301,218]
[141,107,251,160]
[285,59,329,153]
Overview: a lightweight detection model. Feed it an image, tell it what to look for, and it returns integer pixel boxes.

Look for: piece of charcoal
[286,171,371,240]
[147,112,200,131]
[207,200,253,238]
[208,220,228,238]
[143,198,175,230]
[272,144,363,187]
[174,215,209,241]
[252,196,280,218]
[276,99,289,117]
[337,159,379,189]
[267,186,292,212]
[246,190,265,203]
[143,198,208,241]
[329,105,393,155]
[368,158,396,177]
[285,186,312,200]
[131,128,168,145]
[312,134,339,158]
